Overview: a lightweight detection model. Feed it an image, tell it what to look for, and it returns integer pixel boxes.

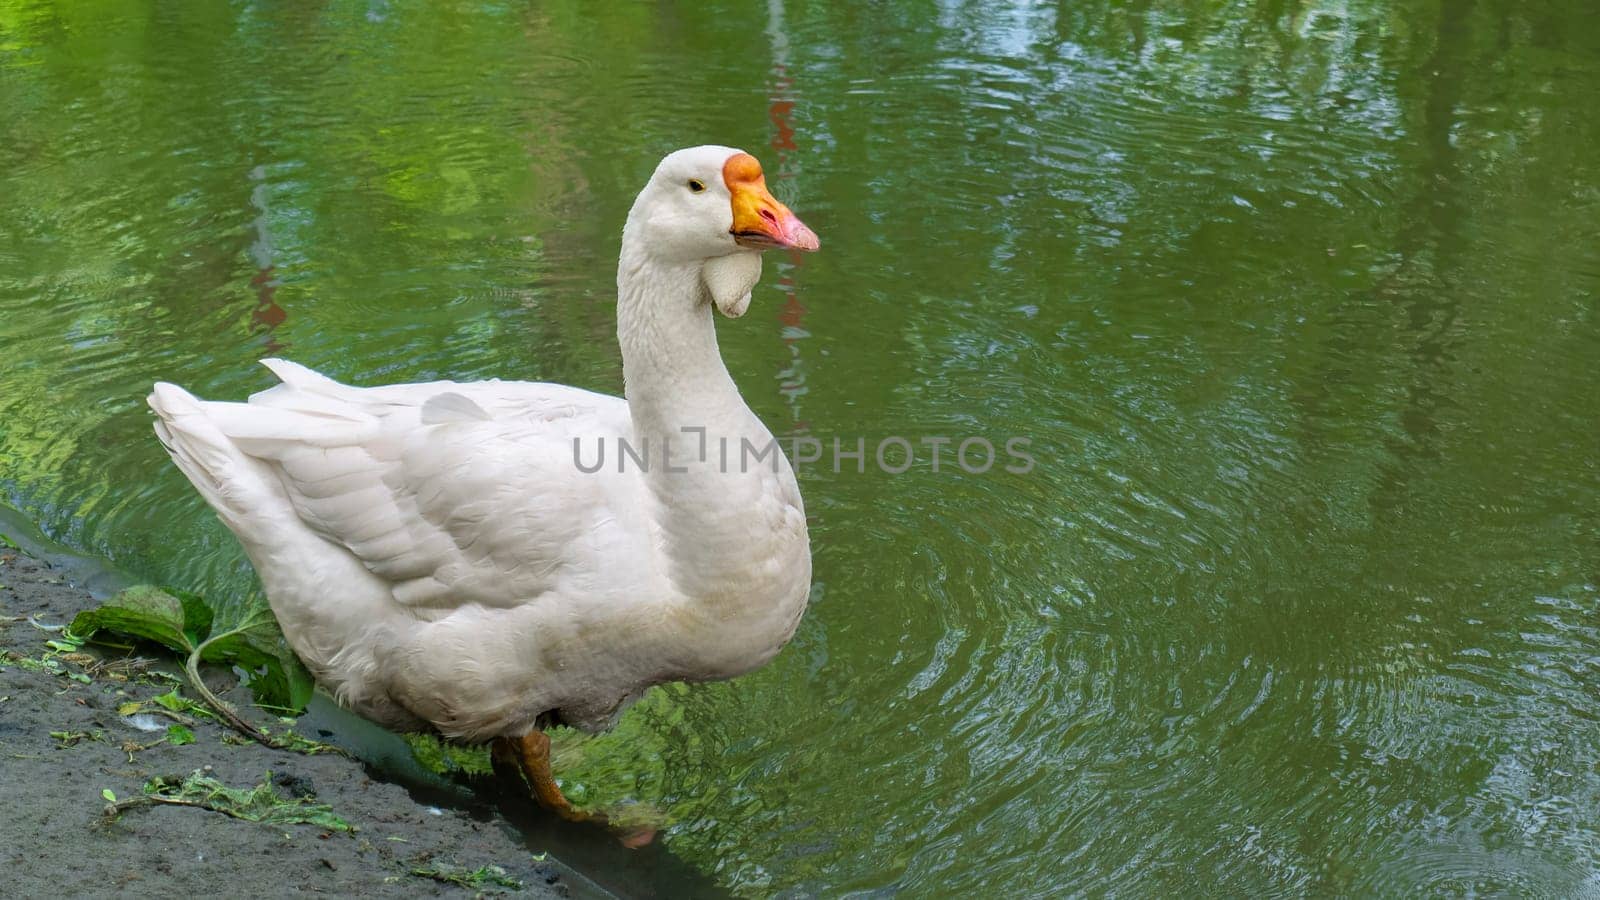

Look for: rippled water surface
[4,1,1600,894]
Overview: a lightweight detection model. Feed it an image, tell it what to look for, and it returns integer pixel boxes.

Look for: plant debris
[115,723,195,762]
[410,861,523,891]
[69,585,340,754]
[102,770,352,832]
[51,729,103,747]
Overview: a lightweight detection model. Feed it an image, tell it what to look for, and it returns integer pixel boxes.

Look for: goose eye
[687,179,707,194]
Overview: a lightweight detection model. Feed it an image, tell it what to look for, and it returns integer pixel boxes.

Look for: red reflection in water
[247,168,289,355]
[250,265,289,354]
[767,4,811,434]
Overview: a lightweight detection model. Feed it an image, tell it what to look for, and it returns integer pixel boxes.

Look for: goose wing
[211,359,653,615]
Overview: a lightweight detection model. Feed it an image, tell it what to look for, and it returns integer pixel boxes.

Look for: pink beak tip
[788,221,821,252]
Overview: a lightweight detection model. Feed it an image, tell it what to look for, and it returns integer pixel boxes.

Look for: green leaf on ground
[70,585,312,712]
[409,863,522,891]
[2,651,63,675]
[106,770,352,832]
[71,586,193,656]
[45,636,84,653]
[167,588,215,645]
[166,724,195,746]
[196,589,315,712]
[151,687,212,718]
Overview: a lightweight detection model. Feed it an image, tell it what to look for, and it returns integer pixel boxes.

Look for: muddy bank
[0,547,579,898]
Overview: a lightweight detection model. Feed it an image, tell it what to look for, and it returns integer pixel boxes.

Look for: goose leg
[493,731,593,823]
[491,732,659,847]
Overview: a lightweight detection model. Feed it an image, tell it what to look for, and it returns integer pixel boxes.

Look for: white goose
[148,146,819,826]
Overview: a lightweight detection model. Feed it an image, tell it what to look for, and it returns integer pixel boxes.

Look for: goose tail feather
[147,381,289,545]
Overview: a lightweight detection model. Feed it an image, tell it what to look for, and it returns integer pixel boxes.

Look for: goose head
[625,145,819,318]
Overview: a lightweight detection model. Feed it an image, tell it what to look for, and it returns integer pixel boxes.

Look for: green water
[4,1,1599,894]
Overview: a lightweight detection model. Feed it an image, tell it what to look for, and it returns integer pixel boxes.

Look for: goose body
[148,146,819,751]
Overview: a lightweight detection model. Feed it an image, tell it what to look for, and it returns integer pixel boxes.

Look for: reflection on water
[247,165,290,354]
[3,1,1600,895]
[766,0,812,433]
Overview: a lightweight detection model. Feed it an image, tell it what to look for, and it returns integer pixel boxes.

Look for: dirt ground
[0,548,577,899]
